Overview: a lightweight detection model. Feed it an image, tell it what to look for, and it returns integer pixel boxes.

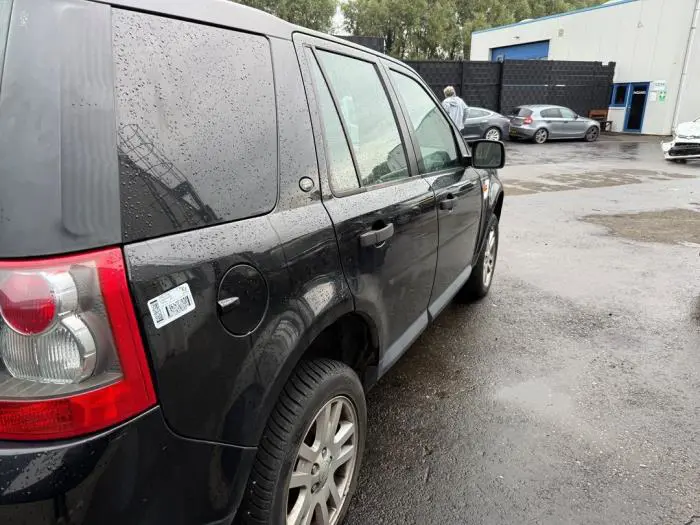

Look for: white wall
[470,0,698,134]
[674,3,700,126]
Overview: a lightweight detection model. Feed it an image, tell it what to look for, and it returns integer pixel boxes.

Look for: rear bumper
[509,125,536,139]
[0,407,256,525]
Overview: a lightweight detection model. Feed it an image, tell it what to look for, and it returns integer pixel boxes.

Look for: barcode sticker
[147,283,196,329]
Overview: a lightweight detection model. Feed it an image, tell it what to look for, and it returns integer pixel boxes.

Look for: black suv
[0,1,504,524]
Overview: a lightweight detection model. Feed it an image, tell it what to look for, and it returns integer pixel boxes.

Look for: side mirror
[470,139,506,169]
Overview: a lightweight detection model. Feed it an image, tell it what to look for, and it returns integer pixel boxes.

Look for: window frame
[559,107,577,119]
[302,43,416,198]
[610,83,629,108]
[386,64,468,178]
[540,108,563,119]
[387,68,463,176]
[304,47,361,194]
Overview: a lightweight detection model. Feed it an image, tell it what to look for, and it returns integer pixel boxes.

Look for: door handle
[439,195,456,210]
[359,223,394,247]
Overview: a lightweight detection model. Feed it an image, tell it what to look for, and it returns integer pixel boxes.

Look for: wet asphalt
[346,137,700,525]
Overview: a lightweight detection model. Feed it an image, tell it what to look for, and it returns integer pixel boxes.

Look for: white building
[470,0,700,135]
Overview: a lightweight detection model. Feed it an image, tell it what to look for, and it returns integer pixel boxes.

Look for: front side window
[306,50,359,193]
[390,71,459,174]
[113,10,277,241]
[540,108,563,119]
[560,108,576,119]
[316,50,408,187]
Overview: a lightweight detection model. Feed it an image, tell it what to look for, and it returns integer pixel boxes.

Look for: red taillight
[0,273,56,335]
[523,115,533,125]
[0,248,156,440]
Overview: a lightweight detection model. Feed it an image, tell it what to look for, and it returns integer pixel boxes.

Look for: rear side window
[307,50,360,193]
[512,107,533,117]
[0,0,11,87]
[468,108,490,118]
[316,50,409,187]
[540,108,563,118]
[113,10,277,241]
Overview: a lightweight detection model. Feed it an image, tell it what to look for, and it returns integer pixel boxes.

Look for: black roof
[94,0,408,70]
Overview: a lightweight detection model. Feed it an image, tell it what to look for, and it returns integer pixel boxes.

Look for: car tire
[458,214,499,301]
[673,159,688,164]
[533,128,548,144]
[242,359,367,525]
[484,127,502,141]
[584,126,600,142]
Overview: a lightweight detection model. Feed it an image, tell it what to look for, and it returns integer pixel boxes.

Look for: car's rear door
[295,35,439,375]
[385,63,483,318]
[541,107,565,137]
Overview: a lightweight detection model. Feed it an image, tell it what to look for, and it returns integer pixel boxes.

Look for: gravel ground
[346,137,700,525]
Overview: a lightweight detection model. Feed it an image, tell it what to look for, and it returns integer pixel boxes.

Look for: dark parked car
[508,104,601,143]
[0,1,504,524]
[461,107,511,142]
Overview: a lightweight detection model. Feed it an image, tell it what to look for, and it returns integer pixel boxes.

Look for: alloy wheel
[286,396,358,525]
[586,127,599,141]
[534,129,548,144]
[485,128,501,141]
[483,229,496,288]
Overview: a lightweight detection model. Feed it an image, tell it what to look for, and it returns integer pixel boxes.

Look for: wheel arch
[249,303,380,448]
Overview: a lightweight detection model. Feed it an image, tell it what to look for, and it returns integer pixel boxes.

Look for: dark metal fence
[405,59,615,117]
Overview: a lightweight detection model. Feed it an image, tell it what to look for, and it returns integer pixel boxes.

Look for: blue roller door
[491,40,550,61]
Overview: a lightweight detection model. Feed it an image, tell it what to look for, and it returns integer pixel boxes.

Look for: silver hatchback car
[508,104,601,144]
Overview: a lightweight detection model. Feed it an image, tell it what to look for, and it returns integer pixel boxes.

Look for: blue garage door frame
[490,40,550,61]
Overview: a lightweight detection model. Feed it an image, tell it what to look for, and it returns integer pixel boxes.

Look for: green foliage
[237,0,337,32]
[343,0,606,59]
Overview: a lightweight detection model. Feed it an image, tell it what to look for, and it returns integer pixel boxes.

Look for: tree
[343,0,606,60]
[237,0,338,32]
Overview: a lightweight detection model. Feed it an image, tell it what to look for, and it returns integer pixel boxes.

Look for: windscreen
[0,0,12,87]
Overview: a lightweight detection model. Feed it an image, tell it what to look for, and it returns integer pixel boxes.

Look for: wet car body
[508,104,601,143]
[0,1,504,524]
[461,107,510,142]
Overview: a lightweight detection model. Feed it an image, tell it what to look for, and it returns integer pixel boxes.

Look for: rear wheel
[533,128,548,144]
[484,127,502,141]
[242,359,366,525]
[584,126,600,142]
[458,214,499,301]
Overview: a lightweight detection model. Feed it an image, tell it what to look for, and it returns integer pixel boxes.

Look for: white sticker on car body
[147,283,196,329]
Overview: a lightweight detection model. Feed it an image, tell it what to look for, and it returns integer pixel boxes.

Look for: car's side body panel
[0,1,505,523]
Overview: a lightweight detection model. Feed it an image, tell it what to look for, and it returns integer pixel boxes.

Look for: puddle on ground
[582,208,700,245]
[506,169,696,196]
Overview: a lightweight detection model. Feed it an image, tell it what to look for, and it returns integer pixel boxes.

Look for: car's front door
[387,65,483,318]
[560,107,588,137]
[296,38,439,375]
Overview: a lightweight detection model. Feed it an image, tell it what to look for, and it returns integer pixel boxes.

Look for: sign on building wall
[651,80,667,103]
